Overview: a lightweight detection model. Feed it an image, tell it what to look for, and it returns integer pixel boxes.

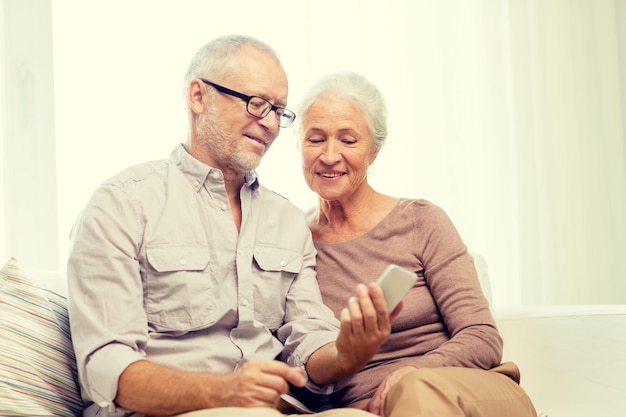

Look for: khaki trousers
[349,362,537,417]
[138,363,535,417]
[170,407,375,417]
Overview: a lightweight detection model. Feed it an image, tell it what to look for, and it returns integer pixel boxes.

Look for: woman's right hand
[334,283,395,374]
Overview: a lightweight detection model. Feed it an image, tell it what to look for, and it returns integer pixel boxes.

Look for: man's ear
[188,79,206,115]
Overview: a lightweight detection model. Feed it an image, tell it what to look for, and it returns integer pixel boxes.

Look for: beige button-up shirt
[68,144,339,416]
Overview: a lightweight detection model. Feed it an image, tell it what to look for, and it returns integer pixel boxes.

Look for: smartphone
[376,264,418,312]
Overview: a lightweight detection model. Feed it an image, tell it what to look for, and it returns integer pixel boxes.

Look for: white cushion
[24,270,69,298]
[470,251,492,306]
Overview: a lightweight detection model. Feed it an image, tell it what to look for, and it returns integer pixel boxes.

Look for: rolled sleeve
[85,344,145,404]
[288,331,338,394]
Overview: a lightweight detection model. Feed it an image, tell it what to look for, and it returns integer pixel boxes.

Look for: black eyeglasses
[200,79,296,128]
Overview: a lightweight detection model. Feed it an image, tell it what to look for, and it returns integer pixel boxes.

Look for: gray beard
[196,111,263,174]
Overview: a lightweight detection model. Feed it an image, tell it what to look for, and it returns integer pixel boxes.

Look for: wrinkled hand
[223,359,306,408]
[366,366,416,416]
[334,283,402,375]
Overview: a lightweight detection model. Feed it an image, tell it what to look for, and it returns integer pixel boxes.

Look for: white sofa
[473,254,626,417]
[7,265,626,417]
[496,304,626,417]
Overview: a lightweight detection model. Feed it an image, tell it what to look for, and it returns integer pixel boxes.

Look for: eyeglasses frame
[199,78,296,128]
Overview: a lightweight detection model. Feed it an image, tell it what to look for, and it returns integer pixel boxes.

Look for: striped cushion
[0,258,82,416]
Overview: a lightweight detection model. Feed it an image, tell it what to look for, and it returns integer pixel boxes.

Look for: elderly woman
[295,72,537,417]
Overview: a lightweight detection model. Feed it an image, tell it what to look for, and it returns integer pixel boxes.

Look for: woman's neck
[312,187,399,243]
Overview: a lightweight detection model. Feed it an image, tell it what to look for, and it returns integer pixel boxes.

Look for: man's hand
[223,359,307,408]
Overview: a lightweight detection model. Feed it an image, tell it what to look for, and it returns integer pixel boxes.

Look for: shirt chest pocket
[145,245,216,333]
[252,246,303,329]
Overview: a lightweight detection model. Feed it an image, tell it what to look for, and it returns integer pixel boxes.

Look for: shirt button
[242,298,249,306]
[193,180,200,187]
[179,258,187,266]
[211,171,221,180]
[280,260,287,267]
[218,202,227,211]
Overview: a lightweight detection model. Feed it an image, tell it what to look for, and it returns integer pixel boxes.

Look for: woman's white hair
[295,72,388,151]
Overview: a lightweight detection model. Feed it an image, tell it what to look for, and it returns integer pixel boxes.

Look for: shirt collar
[244,170,259,188]
[170,143,259,192]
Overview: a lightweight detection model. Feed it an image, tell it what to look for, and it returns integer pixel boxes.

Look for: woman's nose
[320,141,340,164]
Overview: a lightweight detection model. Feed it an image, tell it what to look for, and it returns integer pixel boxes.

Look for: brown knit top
[311,198,503,406]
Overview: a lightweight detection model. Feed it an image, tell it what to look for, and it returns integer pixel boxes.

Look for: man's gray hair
[183,34,280,96]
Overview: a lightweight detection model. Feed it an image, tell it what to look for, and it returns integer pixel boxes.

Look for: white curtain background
[1,0,625,307]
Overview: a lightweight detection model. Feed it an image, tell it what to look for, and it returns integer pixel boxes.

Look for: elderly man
[68,35,394,417]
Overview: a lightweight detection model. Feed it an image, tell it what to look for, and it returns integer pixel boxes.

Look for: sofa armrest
[495,305,626,417]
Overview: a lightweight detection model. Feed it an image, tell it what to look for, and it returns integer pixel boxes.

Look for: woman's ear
[369,148,380,165]
[188,79,206,115]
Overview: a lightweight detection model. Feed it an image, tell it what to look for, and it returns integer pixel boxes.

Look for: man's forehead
[230,48,289,99]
